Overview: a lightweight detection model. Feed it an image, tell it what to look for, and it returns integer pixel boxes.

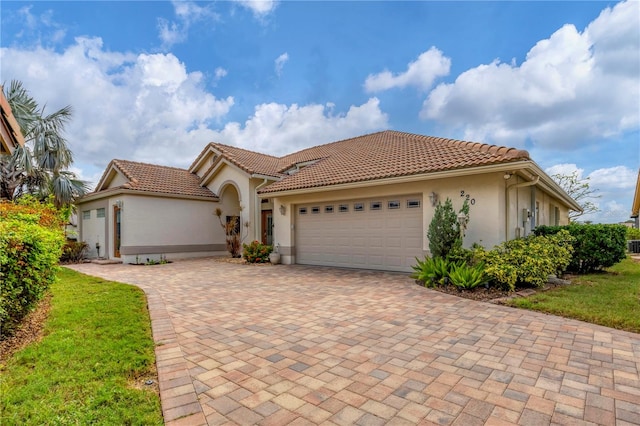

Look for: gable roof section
[207,143,283,178]
[259,130,530,193]
[0,87,25,154]
[93,159,217,199]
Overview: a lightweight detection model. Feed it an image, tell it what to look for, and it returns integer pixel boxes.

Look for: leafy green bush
[626,227,640,240]
[534,224,627,273]
[475,230,574,291]
[411,256,462,287]
[1,199,65,337]
[60,241,88,263]
[448,262,486,290]
[242,240,272,263]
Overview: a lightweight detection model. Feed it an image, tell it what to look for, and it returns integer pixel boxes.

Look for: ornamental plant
[242,240,272,263]
[448,262,486,290]
[475,230,574,291]
[0,198,65,337]
[427,198,469,260]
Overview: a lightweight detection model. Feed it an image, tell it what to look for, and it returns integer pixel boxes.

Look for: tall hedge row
[534,224,627,273]
[0,199,65,337]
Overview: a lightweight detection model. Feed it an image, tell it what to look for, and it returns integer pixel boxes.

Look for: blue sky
[1,0,638,224]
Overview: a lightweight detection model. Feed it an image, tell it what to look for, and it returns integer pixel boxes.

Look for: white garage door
[295,195,423,272]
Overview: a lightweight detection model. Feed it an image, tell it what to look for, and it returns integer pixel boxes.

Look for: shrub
[427,198,468,260]
[534,224,627,273]
[626,227,640,240]
[411,256,462,287]
[0,199,65,338]
[476,231,574,291]
[242,240,272,263]
[59,241,88,263]
[448,262,486,290]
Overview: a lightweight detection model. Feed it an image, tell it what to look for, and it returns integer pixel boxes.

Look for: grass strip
[0,267,163,425]
[507,258,640,333]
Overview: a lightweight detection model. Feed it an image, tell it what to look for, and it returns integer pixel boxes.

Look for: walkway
[67,259,640,425]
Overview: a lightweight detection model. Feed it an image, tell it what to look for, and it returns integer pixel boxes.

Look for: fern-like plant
[448,262,486,290]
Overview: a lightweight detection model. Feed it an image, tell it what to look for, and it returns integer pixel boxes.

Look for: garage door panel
[296,195,423,272]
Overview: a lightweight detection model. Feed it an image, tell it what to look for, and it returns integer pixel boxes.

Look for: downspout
[505,175,540,240]
[254,179,269,241]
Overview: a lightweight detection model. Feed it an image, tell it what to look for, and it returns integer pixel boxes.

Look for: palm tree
[1,80,89,207]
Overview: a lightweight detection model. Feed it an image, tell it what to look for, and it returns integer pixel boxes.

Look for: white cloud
[588,166,636,189]
[274,52,289,77]
[13,5,67,45]
[365,47,451,93]
[214,67,228,80]
[234,0,278,18]
[545,163,584,179]
[1,37,234,177]
[422,0,639,148]
[209,98,388,156]
[158,1,217,49]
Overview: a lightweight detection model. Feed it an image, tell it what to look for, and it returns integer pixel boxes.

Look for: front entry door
[113,205,121,258]
[261,210,273,245]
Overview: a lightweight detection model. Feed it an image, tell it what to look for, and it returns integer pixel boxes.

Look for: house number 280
[460,190,476,205]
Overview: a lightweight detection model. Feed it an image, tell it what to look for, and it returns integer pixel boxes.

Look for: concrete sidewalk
[67,259,640,425]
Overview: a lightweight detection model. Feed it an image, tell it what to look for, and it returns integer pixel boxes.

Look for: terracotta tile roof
[208,143,284,178]
[98,159,218,199]
[257,130,530,193]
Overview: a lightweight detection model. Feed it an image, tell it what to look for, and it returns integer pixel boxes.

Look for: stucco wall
[271,171,510,264]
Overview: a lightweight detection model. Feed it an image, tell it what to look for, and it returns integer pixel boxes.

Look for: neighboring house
[77,130,581,271]
[0,87,25,155]
[632,169,640,229]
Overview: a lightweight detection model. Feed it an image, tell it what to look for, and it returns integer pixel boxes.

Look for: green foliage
[242,240,273,263]
[427,198,468,259]
[0,268,162,424]
[59,241,88,263]
[626,227,640,240]
[507,258,640,333]
[476,231,574,291]
[448,262,487,290]
[411,256,461,287]
[0,199,65,337]
[534,224,627,273]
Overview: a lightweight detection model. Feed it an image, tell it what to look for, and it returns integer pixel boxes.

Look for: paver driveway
[68,259,640,426]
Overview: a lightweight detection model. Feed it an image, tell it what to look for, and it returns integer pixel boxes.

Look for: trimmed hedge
[0,199,65,337]
[534,224,627,273]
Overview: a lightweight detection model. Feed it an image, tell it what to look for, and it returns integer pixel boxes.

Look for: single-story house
[77,130,581,272]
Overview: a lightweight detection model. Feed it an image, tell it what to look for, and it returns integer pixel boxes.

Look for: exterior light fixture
[457,212,469,239]
[503,172,512,180]
[279,204,286,215]
[428,192,439,207]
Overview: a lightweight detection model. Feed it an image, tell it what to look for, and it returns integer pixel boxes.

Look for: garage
[295,195,424,272]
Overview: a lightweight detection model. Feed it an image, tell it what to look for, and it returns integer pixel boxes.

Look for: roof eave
[77,187,219,204]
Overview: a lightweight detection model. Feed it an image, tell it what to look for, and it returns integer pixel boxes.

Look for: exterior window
[311,206,320,214]
[325,205,334,213]
[82,210,91,220]
[370,201,382,211]
[354,203,364,212]
[339,204,349,213]
[261,198,270,204]
[554,207,560,226]
[299,207,307,215]
[407,199,421,208]
[96,208,105,218]
[388,200,400,209]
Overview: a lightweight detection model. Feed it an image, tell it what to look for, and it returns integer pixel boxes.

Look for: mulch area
[0,293,52,365]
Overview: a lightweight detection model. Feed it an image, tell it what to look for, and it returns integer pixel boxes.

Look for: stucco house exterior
[77,130,580,271]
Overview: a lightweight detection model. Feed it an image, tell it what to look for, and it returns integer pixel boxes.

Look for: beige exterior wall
[206,163,254,245]
[119,195,221,263]
[78,199,108,258]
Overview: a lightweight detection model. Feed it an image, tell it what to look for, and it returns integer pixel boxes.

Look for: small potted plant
[269,243,281,264]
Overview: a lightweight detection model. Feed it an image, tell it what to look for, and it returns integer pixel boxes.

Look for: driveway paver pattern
[67,259,640,426]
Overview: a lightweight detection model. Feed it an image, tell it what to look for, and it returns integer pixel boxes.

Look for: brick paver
[68,259,640,425]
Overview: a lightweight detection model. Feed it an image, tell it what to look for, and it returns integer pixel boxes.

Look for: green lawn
[0,268,163,425]
[507,258,640,333]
